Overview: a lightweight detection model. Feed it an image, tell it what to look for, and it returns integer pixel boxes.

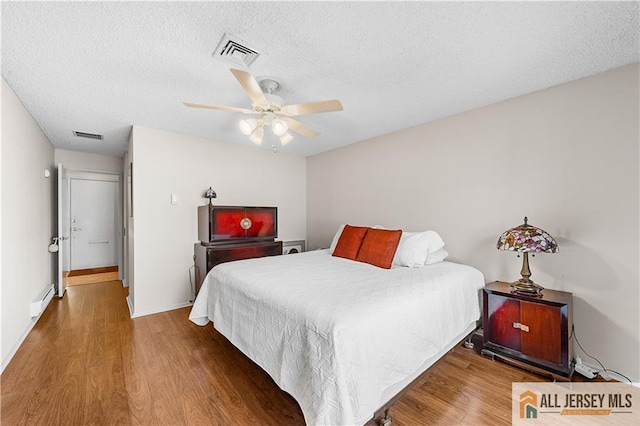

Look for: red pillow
[356,228,402,269]
[332,225,369,260]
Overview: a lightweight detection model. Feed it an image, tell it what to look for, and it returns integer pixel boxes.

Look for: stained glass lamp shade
[204,187,217,205]
[496,217,559,295]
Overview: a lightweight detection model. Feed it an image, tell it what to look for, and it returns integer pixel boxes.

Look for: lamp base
[510,279,544,297]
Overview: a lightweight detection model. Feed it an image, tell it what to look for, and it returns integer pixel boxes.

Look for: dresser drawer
[194,241,283,295]
[205,241,283,270]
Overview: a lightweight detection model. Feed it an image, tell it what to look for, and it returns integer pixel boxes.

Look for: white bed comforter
[189,250,484,425]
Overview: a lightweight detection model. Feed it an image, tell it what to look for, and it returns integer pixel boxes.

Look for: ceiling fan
[184,68,343,146]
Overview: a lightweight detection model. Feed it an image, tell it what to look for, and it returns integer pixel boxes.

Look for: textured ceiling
[2,2,638,158]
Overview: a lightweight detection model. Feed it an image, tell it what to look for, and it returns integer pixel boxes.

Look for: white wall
[307,64,640,380]
[129,126,307,316]
[54,149,123,173]
[1,78,55,370]
[0,81,3,371]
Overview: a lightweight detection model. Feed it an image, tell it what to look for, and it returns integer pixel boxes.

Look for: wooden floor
[65,266,119,286]
[2,280,563,425]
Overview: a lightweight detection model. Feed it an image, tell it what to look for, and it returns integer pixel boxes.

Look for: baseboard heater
[31,284,55,318]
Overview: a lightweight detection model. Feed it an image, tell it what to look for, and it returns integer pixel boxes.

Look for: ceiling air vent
[73,130,103,140]
[212,33,260,68]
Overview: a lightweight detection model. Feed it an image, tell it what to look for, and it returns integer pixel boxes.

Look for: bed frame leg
[379,409,392,426]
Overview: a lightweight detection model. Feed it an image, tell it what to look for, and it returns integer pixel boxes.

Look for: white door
[70,179,118,270]
[57,164,71,297]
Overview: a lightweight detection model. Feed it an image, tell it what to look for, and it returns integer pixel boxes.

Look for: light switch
[171,194,178,205]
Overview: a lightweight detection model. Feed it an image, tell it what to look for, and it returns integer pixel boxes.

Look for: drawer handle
[513,322,530,332]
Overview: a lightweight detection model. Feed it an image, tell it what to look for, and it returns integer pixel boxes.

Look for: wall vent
[212,33,260,68]
[73,130,103,140]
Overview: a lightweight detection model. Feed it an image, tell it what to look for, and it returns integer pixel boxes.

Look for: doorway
[60,169,122,289]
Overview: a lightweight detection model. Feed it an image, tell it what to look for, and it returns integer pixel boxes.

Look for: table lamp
[496,216,558,295]
[204,187,217,205]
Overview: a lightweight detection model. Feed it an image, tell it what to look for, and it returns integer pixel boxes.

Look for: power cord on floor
[570,324,632,384]
[188,261,199,304]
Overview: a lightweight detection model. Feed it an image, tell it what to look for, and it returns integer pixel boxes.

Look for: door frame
[57,164,69,297]
[62,168,123,282]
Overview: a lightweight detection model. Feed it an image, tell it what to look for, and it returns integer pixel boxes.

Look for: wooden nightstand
[482,281,574,379]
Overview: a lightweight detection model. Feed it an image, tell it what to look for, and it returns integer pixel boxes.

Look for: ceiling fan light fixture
[185,68,343,148]
[239,118,258,135]
[272,118,289,136]
[249,126,264,145]
[279,132,293,146]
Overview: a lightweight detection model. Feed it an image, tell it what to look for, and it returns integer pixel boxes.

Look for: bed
[189,248,485,425]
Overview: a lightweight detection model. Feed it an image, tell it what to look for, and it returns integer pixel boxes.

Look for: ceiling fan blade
[280,100,343,117]
[183,102,254,114]
[281,117,320,139]
[230,68,269,106]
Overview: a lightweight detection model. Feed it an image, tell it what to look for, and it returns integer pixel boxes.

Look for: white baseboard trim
[126,295,134,317]
[130,301,193,318]
[2,314,41,373]
[614,373,640,387]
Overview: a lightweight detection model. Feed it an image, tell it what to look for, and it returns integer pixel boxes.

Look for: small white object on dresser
[283,240,305,255]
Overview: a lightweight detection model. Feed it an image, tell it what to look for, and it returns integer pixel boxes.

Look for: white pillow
[393,230,445,268]
[425,248,449,265]
[329,224,346,254]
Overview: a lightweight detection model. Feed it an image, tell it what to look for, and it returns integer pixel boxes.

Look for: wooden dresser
[194,205,282,295]
[482,281,574,379]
